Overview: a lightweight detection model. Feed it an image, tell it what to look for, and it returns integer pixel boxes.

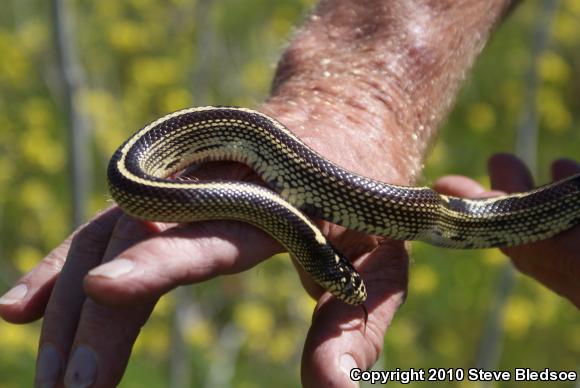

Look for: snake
[108,106,580,306]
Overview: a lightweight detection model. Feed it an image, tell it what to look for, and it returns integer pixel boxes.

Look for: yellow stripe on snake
[108,106,580,305]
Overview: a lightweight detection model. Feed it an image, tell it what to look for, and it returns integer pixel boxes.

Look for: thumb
[488,153,535,193]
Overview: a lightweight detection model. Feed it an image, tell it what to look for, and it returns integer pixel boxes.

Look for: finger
[0,239,68,324]
[432,175,502,198]
[63,298,157,387]
[37,215,160,387]
[433,175,486,197]
[433,175,505,199]
[33,208,124,387]
[83,218,283,306]
[488,153,534,192]
[0,207,122,324]
[301,242,408,387]
[551,158,580,181]
[59,217,282,387]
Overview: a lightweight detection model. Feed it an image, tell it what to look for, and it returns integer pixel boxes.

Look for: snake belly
[108,106,580,305]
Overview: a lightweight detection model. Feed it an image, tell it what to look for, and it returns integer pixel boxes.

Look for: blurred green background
[0,0,579,387]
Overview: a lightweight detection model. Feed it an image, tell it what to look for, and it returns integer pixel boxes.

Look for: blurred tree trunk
[52,0,91,228]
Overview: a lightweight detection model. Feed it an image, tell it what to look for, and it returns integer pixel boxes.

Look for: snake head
[322,253,367,305]
[339,271,367,305]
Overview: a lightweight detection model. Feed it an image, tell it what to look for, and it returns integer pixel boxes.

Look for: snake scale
[108,106,580,305]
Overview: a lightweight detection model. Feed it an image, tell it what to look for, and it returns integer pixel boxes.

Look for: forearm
[263,0,515,185]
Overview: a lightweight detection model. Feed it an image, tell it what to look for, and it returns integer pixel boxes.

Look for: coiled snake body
[108,106,580,305]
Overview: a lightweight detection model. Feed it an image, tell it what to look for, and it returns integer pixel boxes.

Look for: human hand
[0,0,518,386]
[0,103,409,387]
[434,153,580,309]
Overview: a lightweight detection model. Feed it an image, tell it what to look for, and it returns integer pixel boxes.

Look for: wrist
[260,0,515,186]
[261,85,417,186]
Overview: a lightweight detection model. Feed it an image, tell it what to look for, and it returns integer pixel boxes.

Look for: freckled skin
[268,0,514,187]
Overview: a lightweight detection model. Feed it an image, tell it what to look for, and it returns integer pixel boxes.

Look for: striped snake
[108,106,580,305]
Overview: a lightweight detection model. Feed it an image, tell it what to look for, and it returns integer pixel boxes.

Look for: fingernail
[64,346,97,388]
[88,258,134,279]
[340,354,359,386]
[0,283,28,305]
[35,344,61,388]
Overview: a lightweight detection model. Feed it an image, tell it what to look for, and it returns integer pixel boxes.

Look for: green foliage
[0,0,579,387]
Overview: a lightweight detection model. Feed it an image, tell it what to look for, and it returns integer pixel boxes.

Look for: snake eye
[341,282,354,296]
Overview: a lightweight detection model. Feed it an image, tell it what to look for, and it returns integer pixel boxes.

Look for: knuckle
[110,215,156,243]
[68,209,124,255]
[42,300,72,325]
[37,236,74,273]
[364,324,385,363]
[41,248,67,273]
